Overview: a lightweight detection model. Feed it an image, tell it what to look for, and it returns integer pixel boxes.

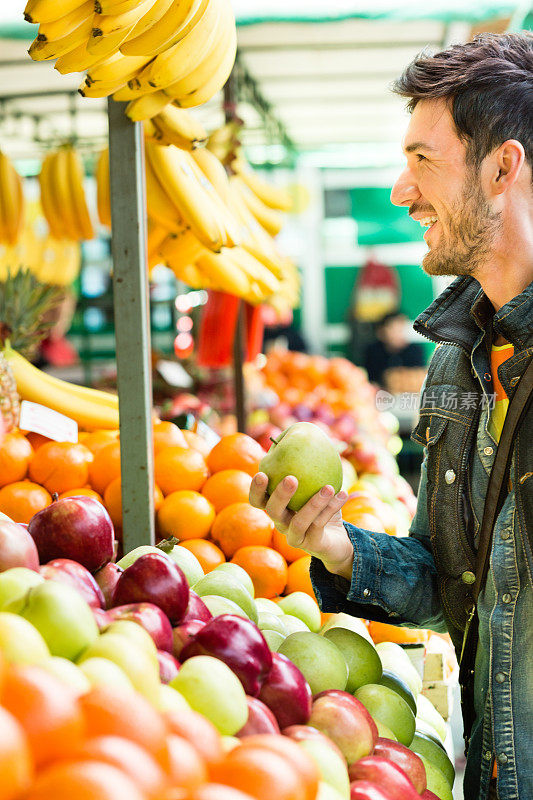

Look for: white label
[156,360,193,388]
[19,401,78,443]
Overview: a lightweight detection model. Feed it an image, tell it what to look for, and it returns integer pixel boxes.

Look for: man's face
[390,99,502,276]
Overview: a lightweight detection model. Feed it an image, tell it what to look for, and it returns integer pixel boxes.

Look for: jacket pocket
[411,413,448,447]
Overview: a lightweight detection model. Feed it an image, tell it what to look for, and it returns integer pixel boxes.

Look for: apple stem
[269,437,278,445]
[156,536,179,553]
[52,492,59,502]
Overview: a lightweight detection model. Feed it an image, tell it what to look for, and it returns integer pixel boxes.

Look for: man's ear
[491,139,525,194]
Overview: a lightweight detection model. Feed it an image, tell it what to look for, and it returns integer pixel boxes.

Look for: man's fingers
[249,472,269,509]
[309,491,348,531]
[264,475,298,530]
[287,485,337,547]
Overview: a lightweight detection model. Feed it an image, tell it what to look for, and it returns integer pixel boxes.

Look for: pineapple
[0,268,62,431]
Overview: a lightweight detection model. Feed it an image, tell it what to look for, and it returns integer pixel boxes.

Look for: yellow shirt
[488,343,514,442]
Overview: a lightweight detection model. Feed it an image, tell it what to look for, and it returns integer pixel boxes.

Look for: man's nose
[390,167,420,207]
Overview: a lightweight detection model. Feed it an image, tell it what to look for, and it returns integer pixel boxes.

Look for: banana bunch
[145,105,208,150]
[4,344,120,430]
[0,152,25,246]
[39,146,94,241]
[232,156,294,213]
[206,119,241,165]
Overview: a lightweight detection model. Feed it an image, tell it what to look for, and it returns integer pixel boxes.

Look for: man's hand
[249,472,354,580]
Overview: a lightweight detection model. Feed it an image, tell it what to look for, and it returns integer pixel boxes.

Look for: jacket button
[502,593,512,604]
[497,753,508,765]
[461,571,476,584]
[362,588,370,598]
[495,672,505,683]
[484,751,493,761]
[483,446,494,456]
[445,469,456,484]
[500,530,511,540]
[510,376,519,387]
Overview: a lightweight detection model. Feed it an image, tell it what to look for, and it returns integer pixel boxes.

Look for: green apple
[375,641,422,696]
[323,626,382,692]
[298,737,350,800]
[0,611,50,664]
[255,598,284,616]
[410,732,455,787]
[40,656,90,696]
[320,612,374,645]
[262,629,286,651]
[105,620,158,660]
[416,693,447,742]
[316,782,347,800]
[379,670,417,715]
[193,572,257,623]
[116,545,160,571]
[79,656,135,691]
[78,632,160,704]
[340,458,357,493]
[278,631,348,694]
[277,592,321,633]
[165,545,204,586]
[214,563,255,598]
[282,614,310,634]
[260,422,343,512]
[418,755,453,800]
[170,655,248,735]
[201,595,249,620]
[157,684,191,713]
[354,683,416,746]
[0,568,44,611]
[257,612,287,635]
[416,718,447,745]
[15,581,98,661]
[375,720,398,740]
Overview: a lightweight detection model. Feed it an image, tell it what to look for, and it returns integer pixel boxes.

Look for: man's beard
[422,173,502,277]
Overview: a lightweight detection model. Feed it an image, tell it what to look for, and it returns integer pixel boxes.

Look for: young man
[250,32,533,800]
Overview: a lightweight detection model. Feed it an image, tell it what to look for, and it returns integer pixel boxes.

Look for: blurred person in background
[363,311,426,387]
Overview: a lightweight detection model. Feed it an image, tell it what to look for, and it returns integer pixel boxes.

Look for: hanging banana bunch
[0,152,25,246]
[39,146,94,241]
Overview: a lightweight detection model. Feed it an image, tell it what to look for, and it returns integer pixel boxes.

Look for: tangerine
[104,477,164,528]
[29,442,93,495]
[187,785,257,800]
[285,556,314,598]
[182,430,211,457]
[0,433,33,487]
[157,490,215,540]
[201,470,252,514]
[154,447,209,496]
[81,430,119,456]
[178,540,225,573]
[88,441,121,496]
[0,705,32,800]
[210,744,304,800]
[164,708,223,767]
[238,735,318,800]
[153,422,188,454]
[342,509,387,534]
[25,760,146,800]
[58,488,104,503]
[0,481,52,524]
[271,528,306,563]
[24,432,51,450]
[156,734,207,789]
[231,546,287,599]
[367,620,429,646]
[211,503,274,558]
[206,434,265,477]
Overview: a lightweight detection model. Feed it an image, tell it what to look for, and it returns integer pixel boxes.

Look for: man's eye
[416,154,427,162]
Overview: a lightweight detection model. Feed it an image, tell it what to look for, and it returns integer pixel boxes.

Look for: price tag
[19,401,78,443]
[156,360,193,388]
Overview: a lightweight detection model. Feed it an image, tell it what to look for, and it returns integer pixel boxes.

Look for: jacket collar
[414,276,533,352]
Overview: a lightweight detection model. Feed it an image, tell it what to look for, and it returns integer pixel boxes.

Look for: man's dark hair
[392,32,533,181]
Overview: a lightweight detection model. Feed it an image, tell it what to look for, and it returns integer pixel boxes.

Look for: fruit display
[38,146,94,242]
[0,151,25,246]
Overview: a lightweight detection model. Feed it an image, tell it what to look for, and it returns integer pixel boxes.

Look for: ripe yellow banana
[171,18,236,108]
[125,90,171,121]
[228,184,284,278]
[195,249,250,297]
[5,347,120,430]
[39,153,64,239]
[87,21,138,57]
[232,157,293,212]
[145,154,184,232]
[96,148,111,227]
[0,152,24,246]
[87,52,151,84]
[54,41,106,74]
[145,141,225,251]
[92,0,156,37]
[65,147,94,240]
[186,153,241,247]
[79,75,134,97]
[159,226,203,265]
[191,147,232,204]
[95,0,143,13]
[120,0,205,57]
[228,247,280,295]
[152,105,207,149]
[37,0,94,41]
[164,251,209,288]
[50,149,81,241]
[24,0,85,23]
[28,16,94,61]
[124,0,173,42]
[230,175,283,237]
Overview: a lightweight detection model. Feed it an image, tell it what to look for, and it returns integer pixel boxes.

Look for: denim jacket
[311,276,533,800]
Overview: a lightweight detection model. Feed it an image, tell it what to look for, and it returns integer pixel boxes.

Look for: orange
[58,487,104,503]
[231,546,287,599]
[157,490,215,540]
[82,430,119,456]
[153,422,188,454]
[206,433,265,477]
[156,734,207,790]
[0,705,32,800]
[29,441,93,495]
[2,665,84,768]
[211,503,274,558]
[238,735,318,800]
[210,744,304,800]
[88,440,121,496]
[272,528,306,563]
[154,447,209,496]
[0,432,33,487]
[367,620,429,646]
[164,709,223,768]
[79,685,167,756]
[178,539,225,573]
[201,470,252,514]
[25,760,146,800]
[24,431,51,450]
[285,556,314,598]
[342,509,387,534]
[182,430,211,457]
[0,481,52,524]
[104,477,164,529]
[187,785,257,800]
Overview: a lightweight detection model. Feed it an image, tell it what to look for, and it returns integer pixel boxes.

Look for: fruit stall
[0,3,531,800]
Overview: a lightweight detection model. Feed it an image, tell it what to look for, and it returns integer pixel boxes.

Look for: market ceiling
[0,1,530,163]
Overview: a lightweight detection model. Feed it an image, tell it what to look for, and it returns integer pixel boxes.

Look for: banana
[164,253,209,289]
[124,0,173,42]
[0,152,24,246]
[50,149,81,241]
[79,75,132,97]
[186,152,241,247]
[125,90,171,121]
[227,247,280,296]
[147,0,222,89]
[87,20,137,57]
[5,346,120,430]
[54,41,106,74]
[120,0,205,57]
[228,184,284,278]
[37,0,94,41]
[159,226,203,265]
[24,0,85,23]
[152,105,207,149]
[232,156,293,212]
[194,249,250,297]
[39,153,65,239]
[145,154,184,232]
[145,141,224,250]
[28,15,94,61]
[92,0,156,36]
[230,175,283,237]
[96,148,111,227]
[87,52,151,84]
[170,17,236,108]
[37,237,81,286]
[95,0,143,13]
[65,147,94,240]
[112,83,152,101]
[125,60,158,95]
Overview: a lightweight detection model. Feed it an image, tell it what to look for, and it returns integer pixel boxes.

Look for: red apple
[157,650,180,683]
[420,793,440,800]
[373,738,426,795]
[180,615,272,696]
[106,603,173,653]
[309,690,377,765]
[112,553,189,625]
[258,652,312,729]
[40,558,105,609]
[255,424,283,452]
[92,607,110,631]
[181,590,213,623]
[350,781,395,800]
[94,562,123,609]
[0,518,39,572]
[237,696,280,737]
[348,757,420,800]
[315,690,378,742]
[282,724,346,763]
[28,496,115,572]
[172,620,206,660]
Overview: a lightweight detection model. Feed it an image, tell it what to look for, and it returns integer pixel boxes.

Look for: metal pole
[107,98,155,551]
